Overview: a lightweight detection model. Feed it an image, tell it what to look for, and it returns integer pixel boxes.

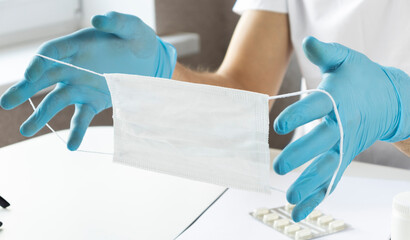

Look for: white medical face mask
[106,74,272,192]
[31,54,344,198]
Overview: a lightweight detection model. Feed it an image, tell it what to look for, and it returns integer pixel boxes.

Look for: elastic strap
[268,90,344,200]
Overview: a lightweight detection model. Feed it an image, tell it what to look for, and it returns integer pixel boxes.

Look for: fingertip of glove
[273,161,282,175]
[67,143,79,151]
[273,158,290,175]
[291,210,305,223]
[91,15,107,29]
[273,118,289,135]
[0,96,12,110]
[19,124,35,137]
[286,190,301,205]
[302,36,329,65]
[302,36,320,52]
[0,88,20,110]
[67,137,80,151]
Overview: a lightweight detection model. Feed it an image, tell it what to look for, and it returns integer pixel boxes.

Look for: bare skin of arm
[172,10,292,106]
[393,140,410,157]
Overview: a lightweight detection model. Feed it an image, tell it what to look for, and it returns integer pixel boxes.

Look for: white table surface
[0,126,409,240]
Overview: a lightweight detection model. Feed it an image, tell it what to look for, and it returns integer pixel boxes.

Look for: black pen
[0,195,10,209]
[0,195,10,227]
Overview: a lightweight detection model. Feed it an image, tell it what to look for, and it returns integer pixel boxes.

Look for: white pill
[273,219,290,229]
[329,219,345,231]
[284,224,301,235]
[317,215,334,226]
[295,229,313,240]
[252,208,270,217]
[262,213,279,223]
[306,210,322,220]
[285,203,295,211]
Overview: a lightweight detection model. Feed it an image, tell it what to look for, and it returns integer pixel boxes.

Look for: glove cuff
[381,67,410,142]
[155,36,178,79]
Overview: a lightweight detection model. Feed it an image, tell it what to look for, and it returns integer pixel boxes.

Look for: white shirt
[233,0,410,165]
[233,0,410,89]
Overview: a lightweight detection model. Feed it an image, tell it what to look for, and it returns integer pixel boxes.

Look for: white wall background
[0,0,80,46]
[0,0,79,35]
[0,0,156,47]
[81,0,156,30]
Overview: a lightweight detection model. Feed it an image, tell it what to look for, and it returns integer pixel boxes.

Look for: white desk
[0,126,409,239]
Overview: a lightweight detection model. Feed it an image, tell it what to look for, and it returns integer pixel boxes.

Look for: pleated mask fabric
[106,74,272,192]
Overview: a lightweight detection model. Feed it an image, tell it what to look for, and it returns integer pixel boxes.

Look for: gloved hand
[0,11,177,150]
[273,36,410,222]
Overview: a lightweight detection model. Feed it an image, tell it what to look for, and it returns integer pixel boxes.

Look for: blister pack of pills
[250,204,348,239]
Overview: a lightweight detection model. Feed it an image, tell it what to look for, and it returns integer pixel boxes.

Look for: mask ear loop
[30,54,113,155]
[268,90,344,200]
[36,54,104,77]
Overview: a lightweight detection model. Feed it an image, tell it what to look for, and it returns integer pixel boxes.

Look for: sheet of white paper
[178,176,410,240]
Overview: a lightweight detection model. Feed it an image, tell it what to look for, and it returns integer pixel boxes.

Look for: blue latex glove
[0,11,177,150]
[273,36,410,222]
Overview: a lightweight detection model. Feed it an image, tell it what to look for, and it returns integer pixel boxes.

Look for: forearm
[172,63,247,90]
[172,10,292,101]
[393,139,410,157]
